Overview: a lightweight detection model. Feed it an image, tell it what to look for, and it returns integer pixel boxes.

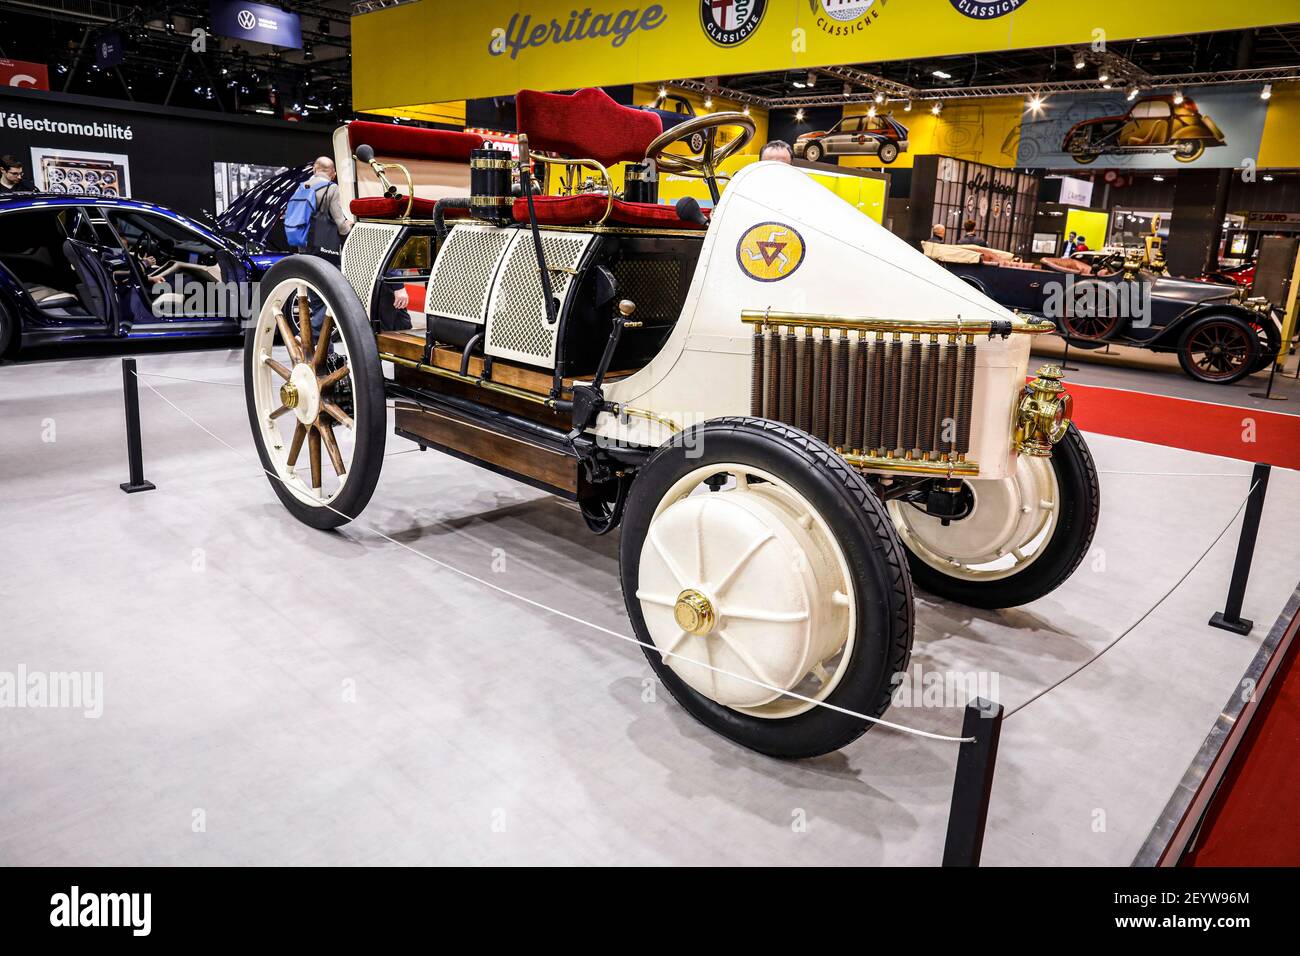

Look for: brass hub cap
[279,382,299,409]
[673,588,717,637]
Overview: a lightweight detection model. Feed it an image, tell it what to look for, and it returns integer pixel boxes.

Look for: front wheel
[619,418,913,759]
[1177,314,1261,384]
[243,255,386,529]
[888,424,1100,609]
[804,142,823,163]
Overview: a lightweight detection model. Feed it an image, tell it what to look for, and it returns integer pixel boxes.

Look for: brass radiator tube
[751,327,765,417]
[778,327,796,425]
[865,334,885,454]
[831,331,849,450]
[814,330,832,442]
[916,338,939,457]
[955,338,977,458]
[899,337,922,455]
[766,327,782,424]
[881,334,902,457]
[849,333,867,453]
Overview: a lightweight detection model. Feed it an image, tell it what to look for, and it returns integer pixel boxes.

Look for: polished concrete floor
[2,346,1298,866]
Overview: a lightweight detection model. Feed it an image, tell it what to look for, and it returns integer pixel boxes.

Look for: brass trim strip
[741,310,1055,337]
[841,451,981,478]
[613,404,683,434]
[381,352,560,408]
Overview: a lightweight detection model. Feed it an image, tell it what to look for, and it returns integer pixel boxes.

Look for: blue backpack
[284,181,325,248]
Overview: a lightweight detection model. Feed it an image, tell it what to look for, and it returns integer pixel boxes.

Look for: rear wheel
[888,424,1099,609]
[1177,314,1260,384]
[878,142,899,164]
[243,255,385,529]
[1174,141,1206,163]
[619,418,913,759]
[804,142,823,163]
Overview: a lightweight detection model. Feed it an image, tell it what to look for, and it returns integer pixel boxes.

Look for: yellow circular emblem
[736,221,805,282]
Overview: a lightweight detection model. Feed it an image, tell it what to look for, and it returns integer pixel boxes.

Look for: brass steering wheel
[644,112,756,202]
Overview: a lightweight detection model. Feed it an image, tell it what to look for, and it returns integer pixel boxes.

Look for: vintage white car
[243,89,1099,758]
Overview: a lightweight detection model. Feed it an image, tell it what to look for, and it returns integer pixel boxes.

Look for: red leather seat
[350,196,472,220]
[510,195,708,230]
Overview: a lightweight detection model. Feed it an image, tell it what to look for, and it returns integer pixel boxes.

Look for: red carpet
[1184,603,1300,866]
[1064,381,1300,471]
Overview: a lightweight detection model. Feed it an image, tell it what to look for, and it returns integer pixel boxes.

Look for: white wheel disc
[250,278,358,507]
[635,464,856,719]
[887,455,1060,582]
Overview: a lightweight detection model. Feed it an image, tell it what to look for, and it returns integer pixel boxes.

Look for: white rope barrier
[129,369,975,745]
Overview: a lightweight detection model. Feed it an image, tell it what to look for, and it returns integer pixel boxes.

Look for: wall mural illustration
[1016,86,1268,169]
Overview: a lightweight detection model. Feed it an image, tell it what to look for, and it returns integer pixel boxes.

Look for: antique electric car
[928,244,1282,384]
[243,89,1099,758]
[794,113,909,164]
[0,192,284,358]
[1063,95,1225,165]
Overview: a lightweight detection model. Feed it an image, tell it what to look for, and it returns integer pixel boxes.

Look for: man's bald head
[313,156,336,179]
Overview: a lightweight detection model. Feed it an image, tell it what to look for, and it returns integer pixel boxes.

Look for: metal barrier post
[942,697,1004,867]
[1209,463,1271,635]
[120,358,156,494]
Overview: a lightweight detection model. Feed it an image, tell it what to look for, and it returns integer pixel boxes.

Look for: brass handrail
[741,310,1055,337]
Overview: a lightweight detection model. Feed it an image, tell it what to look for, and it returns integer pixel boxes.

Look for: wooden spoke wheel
[1062,278,1122,341]
[1177,314,1261,384]
[243,256,385,529]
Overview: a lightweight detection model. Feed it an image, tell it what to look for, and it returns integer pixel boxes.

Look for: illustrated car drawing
[1063,95,1226,165]
[794,112,909,164]
[243,88,1098,758]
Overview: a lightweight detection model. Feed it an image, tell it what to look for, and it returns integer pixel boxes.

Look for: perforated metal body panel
[485,230,595,368]
[340,222,403,317]
[425,224,514,324]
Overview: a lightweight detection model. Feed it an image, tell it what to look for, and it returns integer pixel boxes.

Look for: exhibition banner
[352,0,1300,111]
[210,0,303,50]
[95,31,125,70]
[0,59,49,91]
[1015,87,1269,169]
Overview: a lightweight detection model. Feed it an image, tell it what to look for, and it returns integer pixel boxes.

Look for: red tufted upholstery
[350,196,473,220]
[511,195,707,230]
[346,121,484,162]
[515,88,662,167]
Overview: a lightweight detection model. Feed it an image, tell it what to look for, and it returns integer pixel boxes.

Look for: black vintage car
[926,246,1282,384]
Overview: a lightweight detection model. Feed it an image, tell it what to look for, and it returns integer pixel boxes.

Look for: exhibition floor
[2,348,1297,866]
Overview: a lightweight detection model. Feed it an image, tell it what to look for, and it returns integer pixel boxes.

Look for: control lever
[675,196,708,227]
[570,299,638,434]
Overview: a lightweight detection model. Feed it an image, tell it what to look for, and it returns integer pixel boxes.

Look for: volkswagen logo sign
[237,9,257,30]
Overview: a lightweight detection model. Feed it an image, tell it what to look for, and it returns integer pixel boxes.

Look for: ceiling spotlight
[903,100,912,112]
[1127,86,1140,101]
[703,95,713,109]
[1098,71,1110,84]
[657,85,667,99]
[1074,55,1086,70]
[843,82,852,97]
[795,108,805,122]
[931,101,943,115]
[1262,83,1273,100]
[874,91,884,103]
[792,79,806,89]
[742,105,750,116]
[806,71,816,87]
[867,106,877,118]
[1173,89,1184,104]
[1028,94,1045,113]
[302,42,314,61]
[1263,173,1274,182]
[1102,83,1113,90]
[1152,174,1164,182]
[932,69,952,80]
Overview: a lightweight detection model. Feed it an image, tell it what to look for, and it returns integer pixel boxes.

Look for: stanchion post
[942,697,1004,867]
[120,357,156,494]
[1209,463,1271,635]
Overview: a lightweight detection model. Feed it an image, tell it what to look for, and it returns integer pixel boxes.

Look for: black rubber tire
[619,417,914,759]
[900,424,1100,609]
[243,255,386,530]
[804,142,823,163]
[0,301,16,358]
[1249,315,1283,374]
[1176,313,1261,384]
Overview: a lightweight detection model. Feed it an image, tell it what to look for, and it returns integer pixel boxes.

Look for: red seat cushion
[510,195,707,230]
[350,195,470,220]
[516,88,662,167]
[346,121,484,163]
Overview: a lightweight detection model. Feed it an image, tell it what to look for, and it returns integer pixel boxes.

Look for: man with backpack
[284,156,351,264]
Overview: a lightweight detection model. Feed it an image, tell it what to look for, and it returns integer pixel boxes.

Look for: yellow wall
[1259,80,1300,168]
[366,102,467,126]
[353,1,1300,112]
[1064,209,1110,249]
[838,96,1025,170]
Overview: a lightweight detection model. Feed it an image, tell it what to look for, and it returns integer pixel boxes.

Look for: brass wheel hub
[279,382,299,409]
[673,588,717,637]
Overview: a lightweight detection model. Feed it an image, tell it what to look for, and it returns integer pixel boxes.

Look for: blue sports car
[0,187,293,358]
